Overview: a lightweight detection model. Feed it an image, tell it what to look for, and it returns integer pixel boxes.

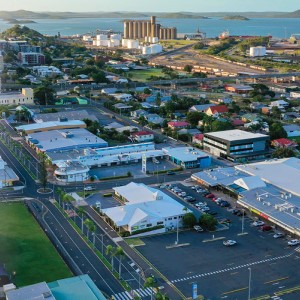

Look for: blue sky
[2,0,299,12]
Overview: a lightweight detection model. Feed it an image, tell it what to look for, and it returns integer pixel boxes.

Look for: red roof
[272,138,297,147]
[208,105,228,114]
[231,119,245,126]
[193,134,204,140]
[168,121,190,127]
[131,131,153,136]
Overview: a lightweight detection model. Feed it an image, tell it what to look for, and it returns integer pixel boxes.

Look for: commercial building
[16,120,86,134]
[0,156,19,188]
[203,129,270,161]
[123,16,177,40]
[191,158,300,236]
[0,88,34,106]
[18,52,45,65]
[224,84,254,94]
[26,128,108,153]
[162,147,211,169]
[103,182,188,234]
[5,275,106,300]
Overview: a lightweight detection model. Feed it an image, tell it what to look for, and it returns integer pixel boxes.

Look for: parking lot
[135,183,300,299]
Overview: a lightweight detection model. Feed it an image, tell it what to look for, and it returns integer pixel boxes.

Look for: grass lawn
[128,68,166,82]
[125,238,145,247]
[0,203,72,287]
[160,39,196,49]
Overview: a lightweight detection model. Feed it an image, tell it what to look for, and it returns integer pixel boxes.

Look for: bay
[0,17,300,38]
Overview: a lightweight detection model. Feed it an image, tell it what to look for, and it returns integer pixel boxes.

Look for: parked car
[200,206,210,212]
[273,232,285,239]
[231,209,240,215]
[219,218,231,224]
[84,186,95,191]
[191,186,198,190]
[184,196,195,201]
[236,210,247,217]
[167,171,175,175]
[223,240,237,246]
[187,198,196,203]
[178,192,187,197]
[288,239,300,246]
[252,220,265,227]
[260,225,272,231]
[195,202,207,208]
[205,193,215,199]
[207,210,218,216]
[220,201,230,207]
[194,225,204,232]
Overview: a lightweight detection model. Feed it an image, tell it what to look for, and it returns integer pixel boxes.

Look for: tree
[182,213,197,228]
[211,120,233,132]
[34,85,56,105]
[269,122,287,140]
[199,214,217,231]
[77,207,85,232]
[106,245,116,271]
[144,276,157,300]
[84,219,94,239]
[183,65,193,73]
[186,111,205,127]
[155,93,161,107]
[271,106,282,119]
[115,246,125,279]
[144,88,152,95]
[272,147,295,158]
[38,152,48,191]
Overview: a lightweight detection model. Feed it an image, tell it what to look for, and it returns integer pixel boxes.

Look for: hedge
[150,166,183,175]
[100,174,131,181]
[131,225,164,235]
[103,193,112,197]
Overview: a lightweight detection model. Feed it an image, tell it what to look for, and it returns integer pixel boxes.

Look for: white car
[223,240,237,246]
[84,186,95,191]
[252,220,265,227]
[194,225,204,232]
[273,232,284,239]
[288,239,300,246]
[200,206,210,212]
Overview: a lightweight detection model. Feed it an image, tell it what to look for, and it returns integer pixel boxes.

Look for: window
[146,223,152,227]
[157,221,164,225]
[173,216,177,219]
[168,217,172,220]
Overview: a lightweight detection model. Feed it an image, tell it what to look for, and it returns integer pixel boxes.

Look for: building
[224,84,254,94]
[103,182,187,234]
[271,138,298,149]
[283,124,300,137]
[130,131,154,142]
[54,160,90,183]
[16,120,86,134]
[5,275,106,300]
[249,46,266,57]
[162,147,211,169]
[18,52,45,65]
[0,156,19,188]
[123,16,177,40]
[189,104,212,112]
[0,53,3,72]
[144,113,164,125]
[270,100,289,110]
[192,133,204,145]
[203,129,270,161]
[191,158,300,236]
[167,121,190,130]
[205,105,228,117]
[0,88,34,106]
[26,128,108,153]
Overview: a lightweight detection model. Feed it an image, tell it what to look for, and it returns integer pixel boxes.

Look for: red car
[261,225,272,231]
[205,193,215,199]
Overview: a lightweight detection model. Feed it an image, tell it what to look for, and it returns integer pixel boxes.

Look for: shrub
[131,225,164,235]
[103,193,112,197]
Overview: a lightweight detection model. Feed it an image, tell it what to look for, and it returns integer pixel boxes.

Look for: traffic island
[37,187,52,194]
[202,236,226,243]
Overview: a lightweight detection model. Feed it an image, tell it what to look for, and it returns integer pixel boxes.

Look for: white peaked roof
[234,176,266,191]
[113,182,161,204]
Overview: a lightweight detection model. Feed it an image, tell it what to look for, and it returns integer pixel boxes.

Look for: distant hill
[0,25,44,39]
[222,15,249,21]
[0,10,299,20]
[4,18,36,24]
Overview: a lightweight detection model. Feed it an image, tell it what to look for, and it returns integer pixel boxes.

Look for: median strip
[264,276,289,285]
[222,286,248,295]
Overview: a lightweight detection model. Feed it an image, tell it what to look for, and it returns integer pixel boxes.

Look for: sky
[1,0,299,12]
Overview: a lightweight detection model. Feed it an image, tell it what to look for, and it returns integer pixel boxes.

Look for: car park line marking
[171,253,294,283]
[222,286,248,295]
[264,277,289,285]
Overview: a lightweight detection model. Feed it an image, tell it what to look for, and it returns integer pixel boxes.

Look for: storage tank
[111,39,120,47]
[92,40,97,46]
[152,37,159,43]
[97,34,108,40]
[100,40,108,47]
[124,21,129,39]
[110,34,121,40]
[250,46,266,57]
[122,39,128,47]
[142,46,152,55]
[128,21,134,39]
[127,39,139,49]
[150,44,163,54]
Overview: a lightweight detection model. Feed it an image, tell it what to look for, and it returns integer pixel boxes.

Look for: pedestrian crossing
[171,252,294,284]
[113,287,153,300]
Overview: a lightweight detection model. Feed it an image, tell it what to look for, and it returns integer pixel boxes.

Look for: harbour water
[0,17,300,38]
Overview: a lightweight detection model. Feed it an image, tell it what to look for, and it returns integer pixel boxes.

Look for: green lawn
[0,203,72,287]
[128,68,166,82]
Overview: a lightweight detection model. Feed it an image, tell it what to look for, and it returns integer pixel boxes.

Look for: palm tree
[115,246,125,279]
[77,207,85,232]
[144,276,156,300]
[62,193,71,211]
[84,218,93,239]
[106,245,116,271]
[89,223,97,248]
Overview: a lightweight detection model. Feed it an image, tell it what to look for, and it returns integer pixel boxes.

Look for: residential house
[192,133,204,145]
[241,113,262,123]
[231,119,245,127]
[130,109,149,118]
[271,138,298,149]
[281,112,300,121]
[168,121,190,130]
[270,100,289,110]
[112,93,133,102]
[144,114,164,125]
[178,128,201,136]
[290,92,300,99]
[218,97,233,104]
[283,124,300,137]
[205,105,228,117]
[189,104,212,112]
[250,102,268,111]
[131,131,154,142]
[113,103,133,113]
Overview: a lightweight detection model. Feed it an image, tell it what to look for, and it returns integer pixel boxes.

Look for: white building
[103,182,188,233]
[249,46,266,57]
[0,156,19,188]
[32,66,63,77]
[0,88,34,106]
[54,160,89,183]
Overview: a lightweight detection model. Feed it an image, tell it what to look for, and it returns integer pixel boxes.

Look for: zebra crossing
[171,252,294,284]
[113,287,153,300]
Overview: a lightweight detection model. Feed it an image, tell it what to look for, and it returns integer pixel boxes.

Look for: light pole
[242,209,245,234]
[248,267,252,300]
[175,221,179,245]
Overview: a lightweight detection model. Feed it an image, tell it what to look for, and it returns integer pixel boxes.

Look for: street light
[242,208,245,234]
[248,267,252,300]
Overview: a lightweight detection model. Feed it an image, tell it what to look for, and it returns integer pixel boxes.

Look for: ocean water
[0,17,300,38]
